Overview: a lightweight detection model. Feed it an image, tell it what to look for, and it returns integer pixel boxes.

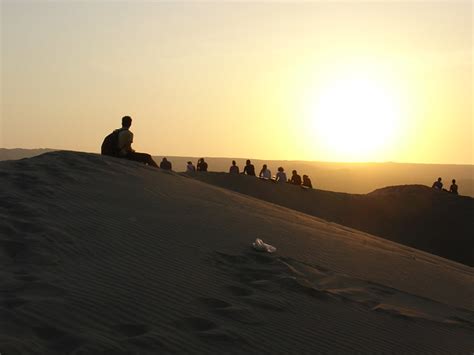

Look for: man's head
[232,160,236,166]
[122,116,132,128]
[452,179,456,184]
[246,159,251,165]
[263,164,267,169]
[292,170,297,175]
[438,177,442,182]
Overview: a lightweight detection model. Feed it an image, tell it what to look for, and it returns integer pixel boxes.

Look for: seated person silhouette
[117,116,158,168]
[186,161,196,172]
[449,179,458,194]
[243,159,256,176]
[197,158,208,172]
[290,170,302,185]
[160,157,172,170]
[432,177,443,190]
[302,175,313,189]
[259,164,271,179]
[229,160,240,174]
[275,167,287,183]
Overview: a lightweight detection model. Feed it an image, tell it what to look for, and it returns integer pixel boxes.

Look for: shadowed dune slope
[188,173,474,266]
[1,151,473,354]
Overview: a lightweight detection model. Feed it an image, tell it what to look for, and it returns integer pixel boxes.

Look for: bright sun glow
[309,73,401,161]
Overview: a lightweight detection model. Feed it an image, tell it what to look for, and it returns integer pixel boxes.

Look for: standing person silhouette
[117,116,158,167]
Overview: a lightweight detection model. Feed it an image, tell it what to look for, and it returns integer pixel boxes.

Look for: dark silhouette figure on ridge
[259,164,271,179]
[432,177,443,190]
[243,159,256,176]
[290,170,302,185]
[449,179,458,194]
[302,174,313,189]
[197,158,208,172]
[229,160,240,174]
[275,167,287,183]
[186,161,196,173]
[105,116,158,167]
[160,157,172,170]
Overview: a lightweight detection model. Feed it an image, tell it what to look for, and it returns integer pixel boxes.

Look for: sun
[308,73,401,161]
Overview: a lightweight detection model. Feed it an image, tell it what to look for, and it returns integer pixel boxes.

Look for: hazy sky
[1,1,472,164]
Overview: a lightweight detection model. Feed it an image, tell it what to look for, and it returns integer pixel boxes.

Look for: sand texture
[1,151,473,354]
[190,172,474,266]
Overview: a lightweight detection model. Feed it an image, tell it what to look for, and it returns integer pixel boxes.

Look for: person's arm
[125,131,134,153]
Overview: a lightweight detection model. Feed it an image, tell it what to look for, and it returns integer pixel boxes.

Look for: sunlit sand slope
[190,172,474,266]
[1,151,473,354]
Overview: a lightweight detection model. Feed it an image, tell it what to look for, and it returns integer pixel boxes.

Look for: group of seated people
[112,117,474,195]
[229,159,313,189]
[432,177,458,194]
[105,116,316,189]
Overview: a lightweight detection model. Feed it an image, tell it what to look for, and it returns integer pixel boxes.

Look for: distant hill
[157,156,474,197]
[189,173,474,266]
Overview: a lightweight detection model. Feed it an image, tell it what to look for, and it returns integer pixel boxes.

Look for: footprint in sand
[199,297,264,325]
[178,317,217,332]
[226,285,288,312]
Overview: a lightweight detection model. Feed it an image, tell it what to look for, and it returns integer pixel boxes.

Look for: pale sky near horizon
[1,1,472,164]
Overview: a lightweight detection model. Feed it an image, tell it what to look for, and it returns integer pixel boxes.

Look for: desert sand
[1,151,473,354]
[189,172,474,266]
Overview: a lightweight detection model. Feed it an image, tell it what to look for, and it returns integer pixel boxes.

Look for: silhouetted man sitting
[290,170,302,185]
[118,116,158,168]
[259,164,271,179]
[229,160,240,174]
[449,179,458,194]
[197,158,208,172]
[160,157,172,170]
[432,177,443,190]
[243,159,255,176]
[302,174,313,189]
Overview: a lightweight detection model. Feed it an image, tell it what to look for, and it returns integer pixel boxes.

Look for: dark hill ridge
[188,173,474,266]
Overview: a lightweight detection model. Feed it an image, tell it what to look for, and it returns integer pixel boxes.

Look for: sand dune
[2,149,473,197]
[1,151,473,354]
[189,172,474,266]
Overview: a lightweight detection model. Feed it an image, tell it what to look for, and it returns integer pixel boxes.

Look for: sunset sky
[2,1,472,164]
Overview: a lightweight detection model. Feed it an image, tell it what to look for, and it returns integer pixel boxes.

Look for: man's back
[432,181,443,189]
[118,129,133,156]
[229,165,239,174]
[160,160,172,170]
[291,174,302,185]
[244,164,255,176]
